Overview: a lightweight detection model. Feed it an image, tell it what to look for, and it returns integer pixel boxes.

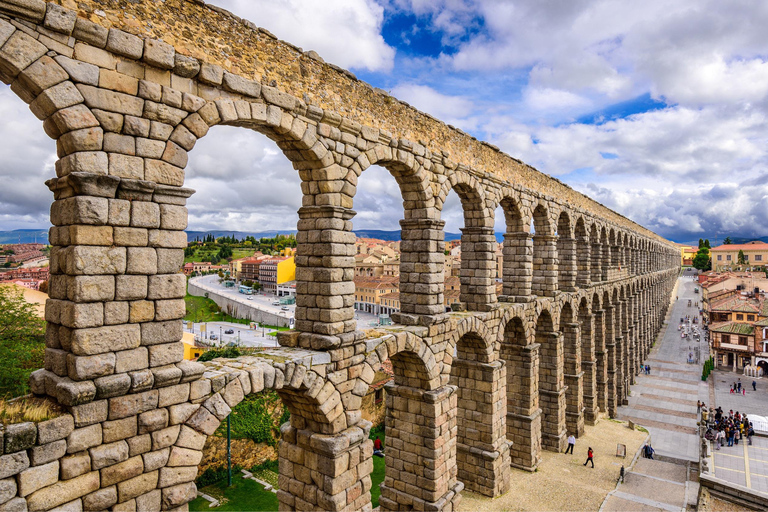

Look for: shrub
[198,346,241,362]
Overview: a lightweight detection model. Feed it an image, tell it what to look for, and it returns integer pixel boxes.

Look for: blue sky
[2,0,768,244]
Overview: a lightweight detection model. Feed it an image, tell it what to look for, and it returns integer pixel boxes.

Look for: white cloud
[389,83,475,124]
[211,0,395,71]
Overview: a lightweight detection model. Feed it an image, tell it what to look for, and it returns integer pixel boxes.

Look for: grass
[190,473,278,512]
[369,428,386,508]
[0,396,63,425]
[184,293,251,325]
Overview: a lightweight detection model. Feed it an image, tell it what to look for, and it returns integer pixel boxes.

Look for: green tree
[0,287,45,397]
[698,238,704,248]
[692,248,711,271]
[738,250,746,264]
[724,237,732,245]
[704,239,711,248]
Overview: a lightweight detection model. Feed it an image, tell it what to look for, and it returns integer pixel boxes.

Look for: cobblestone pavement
[602,458,691,512]
[617,274,708,462]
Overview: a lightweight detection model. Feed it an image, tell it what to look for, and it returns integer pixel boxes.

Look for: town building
[710,241,768,270]
[353,276,399,315]
[259,256,296,294]
[0,266,49,282]
[707,291,768,371]
[674,243,698,266]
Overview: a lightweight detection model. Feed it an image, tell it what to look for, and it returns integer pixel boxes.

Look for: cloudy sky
[2,0,768,244]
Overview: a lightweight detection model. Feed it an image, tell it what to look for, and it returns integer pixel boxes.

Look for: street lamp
[238,330,240,345]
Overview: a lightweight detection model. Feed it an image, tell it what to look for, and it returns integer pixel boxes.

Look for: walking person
[738,380,742,393]
[644,444,655,460]
[565,434,575,454]
[753,380,757,391]
[583,447,594,468]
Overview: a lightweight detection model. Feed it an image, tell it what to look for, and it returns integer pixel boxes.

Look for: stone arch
[531,202,557,297]
[535,309,566,451]
[600,226,610,281]
[574,216,591,288]
[578,296,598,424]
[499,313,540,470]
[440,170,496,311]
[559,300,583,436]
[497,190,532,301]
[589,221,602,283]
[448,318,511,496]
[556,210,576,292]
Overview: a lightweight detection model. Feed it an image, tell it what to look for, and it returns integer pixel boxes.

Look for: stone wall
[0,0,682,510]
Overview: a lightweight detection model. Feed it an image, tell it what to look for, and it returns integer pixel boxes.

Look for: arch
[589,222,602,283]
[559,300,584,436]
[574,216,591,288]
[449,318,511,496]
[535,309,566,451]
[578,297,598,424]
[531,202,557,297]
[500,314,540,470]
[498,191,532,300]
[556,210,577,292]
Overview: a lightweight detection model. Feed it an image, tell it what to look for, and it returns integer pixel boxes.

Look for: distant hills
[0,229,50,244]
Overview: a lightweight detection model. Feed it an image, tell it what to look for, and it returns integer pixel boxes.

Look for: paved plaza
[709,436,768,495]
[617,272,709,462]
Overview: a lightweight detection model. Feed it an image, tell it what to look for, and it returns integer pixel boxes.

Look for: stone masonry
[0,1,680,510]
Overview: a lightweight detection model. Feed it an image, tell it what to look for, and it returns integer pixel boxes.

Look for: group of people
[729,379,756,395]
[703,405,755,448]
[564,434,595,468]
[641,364,651,375]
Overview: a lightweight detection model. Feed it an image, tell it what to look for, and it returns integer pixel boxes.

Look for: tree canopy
[692,247,711,271]
[0,286,45,397]
[724,237,732,245]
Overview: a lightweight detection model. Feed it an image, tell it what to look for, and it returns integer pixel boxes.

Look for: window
[756,255,763,261]
[736,314,744,320]
[739,336,748,345]
[726,255,732,261]
[748,315,755,321]
[375,388,384,404]
[722,334,731,344]
[717,255,722,261]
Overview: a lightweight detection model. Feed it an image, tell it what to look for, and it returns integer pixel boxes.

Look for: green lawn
[184,248,255,264]
[370,431,386,508]
[190,473,278,512]
[184,294,251,325]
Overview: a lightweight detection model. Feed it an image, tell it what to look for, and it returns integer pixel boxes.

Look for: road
[190,274,386,328]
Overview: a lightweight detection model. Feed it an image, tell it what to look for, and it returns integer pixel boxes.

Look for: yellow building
[259,256,296,293]
[711,241,768,270]
[675,243,698,266]
[181,332,205,360]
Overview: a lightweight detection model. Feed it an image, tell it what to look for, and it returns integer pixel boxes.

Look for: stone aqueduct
[0,1,680,511]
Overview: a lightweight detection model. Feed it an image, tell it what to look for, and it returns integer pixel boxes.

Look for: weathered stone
[0,478,17,505]
[154,299,185,321]
[55,379,97,407]
[70,400,108,427]
[128,369,154,393]
[108,390,158,420]
[25,471,99,512]
[147,274,186,300]
[17,55,67,96]
[184,406,219,436]
[116,470,158,502]
[72,18,108,48]
[67,352,115,380]
[106,29,143,60]
[66,424,102,454]
[161,482,197,510]
[28,439,66,466]
[198,63,223,85]
[129,300,155,323]
[126,434,151,458]
[150,425,180,452]
[54,56,99,86]
[220,379,244,408]
[82,486,117,511]
[157,383,190,407]
[30,81,84,120]
[4,422,36,453]
[142,447,170,471]
[0,31,47,80]
[71,324,140,356]
[0,451,29,479]
[167,403,198,426]
[144,159,184,187]
[103,301,130,326]
[59,452,90,480]
[158,466,197,489]
[68,275,114,302]
[143,39,174,69]
[126,247,157,275]
[173,54,199,78]
[65,246,126,275]
[135,489,161,512]
[0,0,46,22]
[94,373,132,400]
[138,408,168,434]
[148,342,183,367]
[76,84,143,117]
[89,440,129,470]
[44,4,77,34]
[108,153,143,180]
[174,425,206,451]
[17,461,58,497]
[114,347,149,374]
[102,416,137,444]
[0,497,27,512]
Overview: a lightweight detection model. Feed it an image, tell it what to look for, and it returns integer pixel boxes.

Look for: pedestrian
[743,387,746,396]
[373,436,384,458]
[644,444,655,460]
[697,400,702,414]
[753,380,757,391]
[647,365,651,375]
[583,447,594,468]
[565,434,575,454]
[738,380,742,393]
[748,423,755,445]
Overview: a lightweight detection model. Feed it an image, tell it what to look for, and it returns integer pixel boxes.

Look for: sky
[2,0,768,244]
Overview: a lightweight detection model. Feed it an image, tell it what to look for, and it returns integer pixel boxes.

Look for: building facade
[711,241,768,270]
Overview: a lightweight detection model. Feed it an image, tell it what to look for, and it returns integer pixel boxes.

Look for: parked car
[247,296,253,300]
[210,334,218,341]
[224,329,234,334]
[272,301,281,306]
[281,306,289,311]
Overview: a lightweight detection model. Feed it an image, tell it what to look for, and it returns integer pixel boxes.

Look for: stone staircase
[601,457,699,512]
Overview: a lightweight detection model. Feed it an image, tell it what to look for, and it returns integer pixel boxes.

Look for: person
[743,387,746,396]
[748,422,755,445]
[565,434,576,454]
[373,436,384,458]
[697,400,702,414]
[738,380,742,393]
[584,447,594,468]
[644,444,655,460]
[753,380,757,391]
